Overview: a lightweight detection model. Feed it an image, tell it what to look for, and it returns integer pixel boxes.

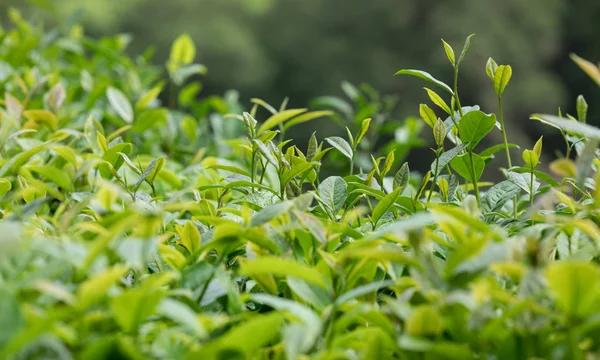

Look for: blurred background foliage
[2,0,600,170]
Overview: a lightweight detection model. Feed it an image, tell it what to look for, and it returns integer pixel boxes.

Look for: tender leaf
[23,109,58,130]
[441,39,455,65]
[419,103,437,128]
[457,34,475,65]
[570,53,600,86]
[257,108,307,134]
[493,65,512,96]
[485,57,498,81]
[394,69,454,95]
[27,165,74,191]
[169,33,195,68]
[424,87,452,115]
[283,110,333,130]
[393,162,410,192]
[356,117,372,145]
[576,95,588,123]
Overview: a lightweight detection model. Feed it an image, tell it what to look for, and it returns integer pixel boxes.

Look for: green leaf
[77,265,127,309]
[132,108,167,133]
[325,136,353,160]
[147,157,165,184]
[294,210,327,246]
[281,161,318,187]
[381,150,395,179]
[111,288,165,332]
[188,313,284,359]
[0,178,11,196]
[482,180,520,213]
[27,165,74,191]
[22,109,58,130]
[479,143,520,158]
[419,104,437,128]
[106,87,133,123]
[283,110,333,130]
[531,114,600,140]
[257,108,307,134]
[334,280,395,306]
[240,256,329,290]
[394,69,454,95]
[286,277,330,311]
[0,285,23,346]
[431,143,468,176]
[250,98,277,114]
[250,293,322,350]
[441,39,455,65]
[135,85,163,110]
[424,88,452,115]
[250,200,294,227]
[450,153,485,182]
[458,111,496,150]
[393,162,410,192]
[406,305,445,337]
[493,65,512,96]
[546,261,600,318]
[372,187,401,226]
[457,34,475,65]
[318,176,348,213]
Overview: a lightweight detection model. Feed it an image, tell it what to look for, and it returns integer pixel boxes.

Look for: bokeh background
[3,0,600,173]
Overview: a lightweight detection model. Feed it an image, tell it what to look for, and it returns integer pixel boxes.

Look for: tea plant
[2,10,600,360]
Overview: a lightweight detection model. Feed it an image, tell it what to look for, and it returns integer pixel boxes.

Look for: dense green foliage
[6,0,600,155]
[3,10,600,360]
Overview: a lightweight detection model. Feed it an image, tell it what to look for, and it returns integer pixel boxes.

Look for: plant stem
[530,168,535,226]
[468,150,480,203]
[426,149,441,207]
[498,96,518,217]
[453,67,464,118]
[498,97,512,168]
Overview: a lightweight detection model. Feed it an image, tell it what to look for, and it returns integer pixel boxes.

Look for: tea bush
[2,9,600,360]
